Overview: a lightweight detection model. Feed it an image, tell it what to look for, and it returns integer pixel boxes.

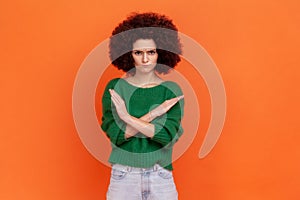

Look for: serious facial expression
[131,39,158,74]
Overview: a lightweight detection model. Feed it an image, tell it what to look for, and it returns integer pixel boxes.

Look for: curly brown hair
[109,12,182,75]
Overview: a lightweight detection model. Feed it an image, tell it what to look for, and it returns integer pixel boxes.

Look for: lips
[141,64,155,66]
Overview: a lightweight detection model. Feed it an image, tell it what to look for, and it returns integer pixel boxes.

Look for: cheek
[152,55,158,62]
[132,56,139,63]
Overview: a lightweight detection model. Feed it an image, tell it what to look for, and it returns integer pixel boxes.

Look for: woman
[101,12,184,200]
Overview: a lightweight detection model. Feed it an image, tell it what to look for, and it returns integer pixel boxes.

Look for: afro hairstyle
[109,12,182,75]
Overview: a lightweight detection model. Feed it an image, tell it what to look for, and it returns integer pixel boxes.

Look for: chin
[137,68,154,74]
[137,65,154,70]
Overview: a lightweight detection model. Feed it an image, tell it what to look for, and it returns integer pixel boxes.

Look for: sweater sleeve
[150,82,184,147]
[100,79,132,146]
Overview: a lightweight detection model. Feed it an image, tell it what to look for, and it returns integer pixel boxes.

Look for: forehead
[132,39,156,50]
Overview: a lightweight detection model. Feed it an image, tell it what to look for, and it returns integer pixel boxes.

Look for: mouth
[141,64,155,66]
[138,65,151,67]
[136,64,156,68]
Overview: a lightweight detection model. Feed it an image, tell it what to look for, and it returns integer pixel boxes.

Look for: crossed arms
[109,89,184,140]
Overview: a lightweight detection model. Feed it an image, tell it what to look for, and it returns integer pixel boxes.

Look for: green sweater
[101,78,184,170]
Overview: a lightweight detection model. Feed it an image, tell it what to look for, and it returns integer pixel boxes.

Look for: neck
[131,71,159,84]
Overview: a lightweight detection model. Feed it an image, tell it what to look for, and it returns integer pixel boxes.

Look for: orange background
[1,0,300,199]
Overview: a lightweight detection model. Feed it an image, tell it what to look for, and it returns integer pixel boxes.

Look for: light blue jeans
[106,163,178,200]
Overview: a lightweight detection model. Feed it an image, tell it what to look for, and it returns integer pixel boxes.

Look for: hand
[125,125,137,139]
[150,95,184,118]
[109,89,129,121]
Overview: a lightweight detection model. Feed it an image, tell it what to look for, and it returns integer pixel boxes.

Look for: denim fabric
[106,164,178,200]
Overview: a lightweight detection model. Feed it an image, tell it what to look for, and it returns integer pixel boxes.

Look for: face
[131,39,158,74]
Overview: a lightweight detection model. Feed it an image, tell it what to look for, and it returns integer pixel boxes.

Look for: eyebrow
[132,48,156,52]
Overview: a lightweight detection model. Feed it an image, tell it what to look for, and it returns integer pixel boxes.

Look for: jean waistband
[112,163,162,173]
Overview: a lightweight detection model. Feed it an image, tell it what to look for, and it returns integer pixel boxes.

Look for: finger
[171,95,184,101]
[110,92,122,106]
[177,95,184,101]
[167,95,183,105]
[170,95,184,106]
[110,90,122,104]
[109,89,116,99]
[111,89,124,102]
[166,99,177,107]
[162,99,175,109]
[114,92,123,103]
[111,94,119,105]
[164,96,182,110]
[168,97,179,105]
[166,95,184,104]
[111,96,117,106]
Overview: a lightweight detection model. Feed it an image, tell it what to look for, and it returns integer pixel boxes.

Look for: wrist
[121,113,131,123]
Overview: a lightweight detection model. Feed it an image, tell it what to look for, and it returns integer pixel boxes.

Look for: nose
[142,52,149,63]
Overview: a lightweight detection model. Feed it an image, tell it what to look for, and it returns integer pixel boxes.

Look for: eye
[147,50,157,55]
[133,51,142,55]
